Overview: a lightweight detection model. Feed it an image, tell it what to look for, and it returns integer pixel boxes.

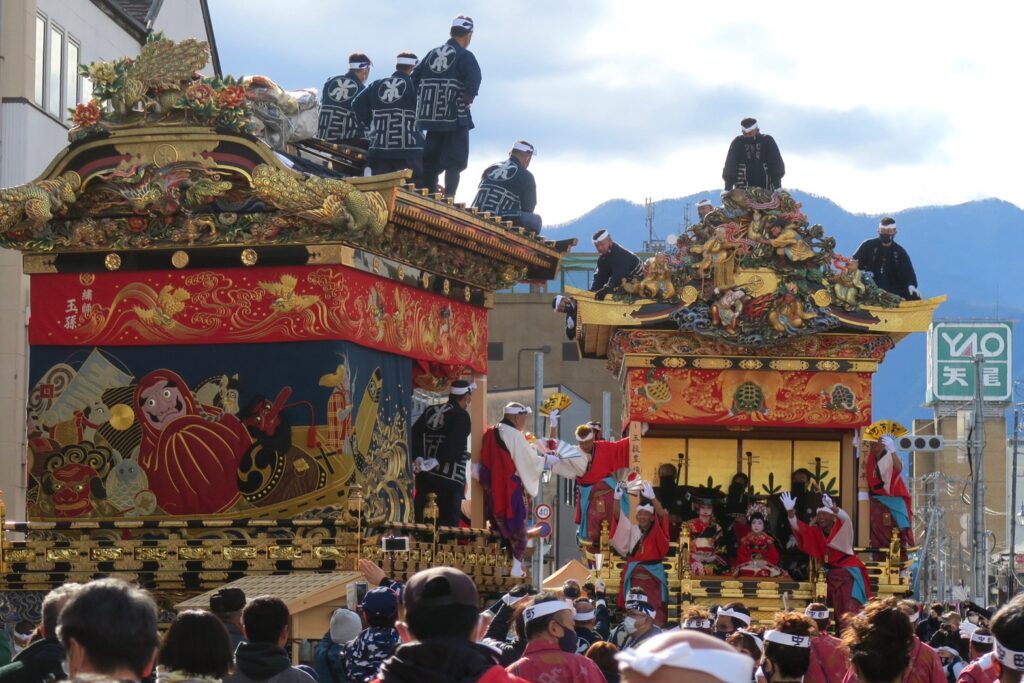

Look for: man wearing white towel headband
[758,613,817,683]
[987,594,1024,683]
[802,603,847,683]
[412,15,482,198]
[616,629,754,683]
[852,216,920,300]
[589,229,641,301]
[352,52,425,179]
[506,594,606,682]
[318,52,372,147]
[722,117,785,192]
[471,141,542,234]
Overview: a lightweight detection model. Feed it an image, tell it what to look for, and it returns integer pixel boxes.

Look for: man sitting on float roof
[471,141,542,235]
[589,229,641,301]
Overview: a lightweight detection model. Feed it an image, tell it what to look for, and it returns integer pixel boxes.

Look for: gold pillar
[469,374,487,528]
[848,429,870,547]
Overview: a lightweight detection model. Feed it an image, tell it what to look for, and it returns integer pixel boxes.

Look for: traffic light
[896,435,945,451]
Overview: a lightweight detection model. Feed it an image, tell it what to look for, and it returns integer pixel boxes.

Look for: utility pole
[533,351,544,590]
[971,354,987,604]
[1011,405,1020,597]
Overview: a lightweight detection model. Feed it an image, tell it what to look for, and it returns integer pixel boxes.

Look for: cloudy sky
[209,0,1024,224]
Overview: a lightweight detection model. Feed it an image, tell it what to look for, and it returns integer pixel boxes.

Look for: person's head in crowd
[361,587,399,629]
[347,52,372,84]
[726,629,763,662]
[897,599,921,625]
[928,602,944,622]
[623,590,657,639]
[697,199,714,219]
[573,599,597,631]
[592,229,613,255]
[617,630,755,683]
[657,463,677,488]
[715,603,751,639]
[329,608,362,645]
[878,217,898,244]
[448,379,474,409]
[509,141,535,169]
[843,597,914,683]
[158,610,233,681]
[210,587,246,631]
[242,596,291,647]
[944,611,961,630]
[449,15,474,47]
[12,619,36,653]
[681,606,714,635]
[399,566,486,643]
[935,645,961,668]
[562,580,582,601]
[395,52,418,76]
[41,583,82,640]
[990,594,1024,683]
[804,603,831,635]
[585,641,619,676]
[522,594,577,653]
[503,402,532,431]
[970,627,995,660]
[57,578,159,681]
[761,613,815,682]
[790,468,812,496]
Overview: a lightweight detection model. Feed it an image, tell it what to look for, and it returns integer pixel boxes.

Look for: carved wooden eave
[1,126,573,302]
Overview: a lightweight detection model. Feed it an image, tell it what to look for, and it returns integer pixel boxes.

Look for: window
[34,13,83,123]
[65,41,80,122]
[48,24,62,117]
[33,16,44,105]
[561,342,579,361]
[487,342,504,362]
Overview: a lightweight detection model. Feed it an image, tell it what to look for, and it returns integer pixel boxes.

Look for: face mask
[557,624,578,653]
[622,617,637,634]
[61,660,69,677]
[879,235,894,244]
[713,629,729,640]
[791,481,806,496]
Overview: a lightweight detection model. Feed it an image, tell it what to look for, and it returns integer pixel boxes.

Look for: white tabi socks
[511,558,526,578]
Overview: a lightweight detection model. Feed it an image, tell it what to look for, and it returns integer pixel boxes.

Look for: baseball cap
[210,587,246,614]
[403,567,478,614]
[361,586,399,618]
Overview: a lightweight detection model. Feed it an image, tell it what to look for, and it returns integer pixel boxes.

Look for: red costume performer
[574,424,629,547]
[616,489,670,625]
[135,369,250,515]
[842,635,945,683]
[804,605,848,683]
[956,653,998,683]
[865,436,915,553]
[784,492,871,625]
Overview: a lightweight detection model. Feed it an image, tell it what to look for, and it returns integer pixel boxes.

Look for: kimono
[734,531,785,578]
[866,443,915,551]
[805,633,848,683]
[686,516,727,576]
[411,39,481,132]
[618,512,670,625]
[318,71,366,143]
[789,508,871,624]
[471,156,536,221]
[480,421,546,561]
[575,437,629,546]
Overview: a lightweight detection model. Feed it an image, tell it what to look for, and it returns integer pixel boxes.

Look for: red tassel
[306,425,318,448]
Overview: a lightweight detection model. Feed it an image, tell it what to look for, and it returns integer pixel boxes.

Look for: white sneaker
[511,559,526,578]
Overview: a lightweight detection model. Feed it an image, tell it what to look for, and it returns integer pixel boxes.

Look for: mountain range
[544,190,1024,434]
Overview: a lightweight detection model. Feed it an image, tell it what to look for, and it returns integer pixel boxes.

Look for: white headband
[816,507,836,516]
[995,639,1024,671]
[684,618,713,630]
[504,402,532,415]
[553,295,565,309]
[512,142,535,154]
[592,230,610,244]
[523,600,573,624]
[696,199,712,207]
[627,600,656,617]
[349,61,371,70]
[879,220,897,230]
[741,122,758,133]
[804,608,830,620]
[972,633,994,645]
[764,630,811,649]
[575,429,594,443]
[718,608,752,626]
[637,503,655,513]
[574,610,595,622]
[450,382,476,396]
[616,640,754,680]
[452,17,474,29]
[737,629,764,654]
[626,592,648,604]
[396,56,418,66]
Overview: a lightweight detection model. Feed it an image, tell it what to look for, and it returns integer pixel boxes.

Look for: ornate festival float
[0,36,571,606]
[567,187,945,622]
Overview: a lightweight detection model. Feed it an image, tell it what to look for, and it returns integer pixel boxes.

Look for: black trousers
[414,472,464,527]
[421,128,470,197]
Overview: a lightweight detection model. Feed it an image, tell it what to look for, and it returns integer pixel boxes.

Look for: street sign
[535,503,552,521]
[927,322,1012,402]
[537,521,552,538]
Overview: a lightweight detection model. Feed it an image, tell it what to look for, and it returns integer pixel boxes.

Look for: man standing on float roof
[852,216,921,300]
[318,53,372,148]
[413,15,481,197]
[352,52,425,178]
[411,379,473,527]
[589,229,642,301]
[471,140,542,234]
[723,117,785,191]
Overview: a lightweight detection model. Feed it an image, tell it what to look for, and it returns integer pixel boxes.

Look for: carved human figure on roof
[763,220,815,264]
[624,252,676,300]
[768,284,817,333]
[711,288,748,334]
[690,225,741,291]
[832,256,867,306]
